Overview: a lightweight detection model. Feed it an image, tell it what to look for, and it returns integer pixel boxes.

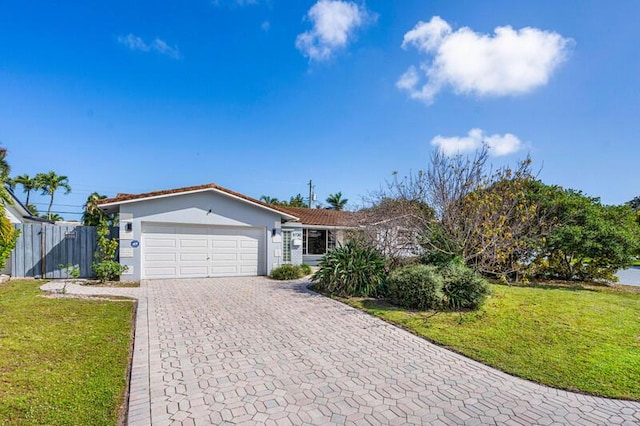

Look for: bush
[312,241,387,297]
[440,263,490,310]
[93,261,128,283]
[93,219,125,282]
[270,264,304,280]
[387,265,443,310]
[300,264,312,275]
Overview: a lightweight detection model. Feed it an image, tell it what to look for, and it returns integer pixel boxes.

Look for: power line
[38,210,83,215]
[30,202,84,208]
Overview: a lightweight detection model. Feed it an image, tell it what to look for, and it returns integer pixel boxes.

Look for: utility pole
[307,180,317,208]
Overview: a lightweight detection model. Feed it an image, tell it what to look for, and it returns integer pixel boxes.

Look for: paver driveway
[44,277,640,425]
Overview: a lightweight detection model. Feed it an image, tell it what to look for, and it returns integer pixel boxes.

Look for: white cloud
[151,38,181,59]
[117,34,181,59]
[261,21,271,32]
[117,34,150,52]
[296,0,374,62]
[398,16,571,104]
[431,128,524,157]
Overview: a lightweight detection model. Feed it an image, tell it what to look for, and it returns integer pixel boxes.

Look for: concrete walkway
[42,278,640,425]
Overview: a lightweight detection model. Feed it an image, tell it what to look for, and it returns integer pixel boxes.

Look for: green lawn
[0,280,135,425]
[341,283,640,401]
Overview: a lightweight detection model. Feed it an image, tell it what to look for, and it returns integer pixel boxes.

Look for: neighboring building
[279,207,357,266]
[4,187,51,224]
[97,183,363,281]
[3,188,52,275]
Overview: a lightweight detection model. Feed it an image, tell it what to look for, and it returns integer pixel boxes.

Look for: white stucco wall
[114,190,288,280]
[5,205,22,224]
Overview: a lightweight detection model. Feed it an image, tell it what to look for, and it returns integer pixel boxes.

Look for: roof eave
[98,187,299,221]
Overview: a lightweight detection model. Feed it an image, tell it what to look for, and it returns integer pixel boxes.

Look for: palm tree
[82,192,107,226]
[326,192,348,211]
[36,171,71,220]
[288,194,306,207]
[260,195,281,205]
[26,203,39,216]
[44,212,63,222]
[9,174,41,206]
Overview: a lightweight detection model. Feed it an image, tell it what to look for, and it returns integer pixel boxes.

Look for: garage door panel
[210,265,239,275]
[179,266,209,276]
[240,253,258,261]
[214,253,238,261]
[180,238,208,248]
[212,240,238,249]
[145,266,178,277]
[180,253,208,261]
[142,223,263,279]
[146,238,176,248]
[145,253,177,262]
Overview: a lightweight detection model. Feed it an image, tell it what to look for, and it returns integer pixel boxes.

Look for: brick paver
[43,278,640,425]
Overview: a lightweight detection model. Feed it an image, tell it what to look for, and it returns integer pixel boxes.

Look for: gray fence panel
[10,224,118,279]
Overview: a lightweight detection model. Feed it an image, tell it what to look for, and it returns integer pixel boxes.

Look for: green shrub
[387,264,443,310]
[312,241,387,297]
[270,264,304,280]
[440,263,490,310]
[299,264,313,275]
[92,219,125,282]
[93,261,128,283]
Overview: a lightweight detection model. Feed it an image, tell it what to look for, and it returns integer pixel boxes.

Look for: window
[307,229,326,255]
[282,230,292,263]
[328,230,336,250]
[303,229,337,255]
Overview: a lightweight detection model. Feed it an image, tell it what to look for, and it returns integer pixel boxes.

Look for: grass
[0,280,135,425]
[338,282,640,401]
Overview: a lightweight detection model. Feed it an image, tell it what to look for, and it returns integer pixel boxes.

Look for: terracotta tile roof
[96,183,298,219]
[280,207,360,227]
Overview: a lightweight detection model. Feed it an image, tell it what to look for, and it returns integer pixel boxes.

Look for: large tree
[326,192,348,210]
[36,171,71,220]
[538,189,640,281]
[372,147,548,280]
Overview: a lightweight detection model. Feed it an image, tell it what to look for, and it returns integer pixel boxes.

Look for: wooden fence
[10,224,117,279]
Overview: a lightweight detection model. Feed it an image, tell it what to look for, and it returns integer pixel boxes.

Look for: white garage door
[142,223,264,279]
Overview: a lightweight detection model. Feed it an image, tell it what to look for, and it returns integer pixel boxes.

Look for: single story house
[97,183,359,281]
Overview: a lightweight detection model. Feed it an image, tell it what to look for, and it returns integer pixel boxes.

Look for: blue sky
[1,0,639,220]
